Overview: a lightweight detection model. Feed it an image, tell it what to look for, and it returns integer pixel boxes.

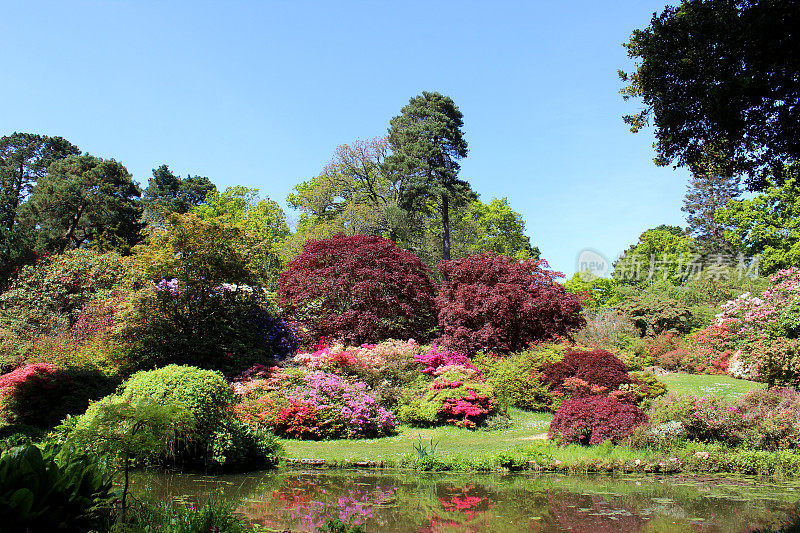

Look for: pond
[131,469,800,532]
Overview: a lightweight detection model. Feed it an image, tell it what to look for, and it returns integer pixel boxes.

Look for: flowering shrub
[436,252,585,355]
[717,268,800,347]
[737,388,800,450]
[752,338,800,387]
[235,371,396,440]
[0,249,131,338]
[634,389,800,451]
[414,344,474,376]
[541,349,633,397]
[397,365,496,429]
[277,234,438,346]
[548,395,647,445]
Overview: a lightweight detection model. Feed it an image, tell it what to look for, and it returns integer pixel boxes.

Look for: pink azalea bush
[716,268,800,345]
[414,344,475,375]
[234,370,396,440]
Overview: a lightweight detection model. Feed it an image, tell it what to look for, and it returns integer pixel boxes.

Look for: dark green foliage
[612,292,693,337]
[621,0,800,189]
[0,133,81,287]
[119,498,246,533]
[0,425,45,453]
[388,91,474,260]
[22,155,144,255]
[682,155,741,255]
[318,518,367,533]
[209,418,282,471]
[142,164,216,224]
[124,285,297,375]
[0,445,115,532]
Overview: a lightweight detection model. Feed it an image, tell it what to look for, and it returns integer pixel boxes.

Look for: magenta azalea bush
[294,371,396,438]
[414,344,474,376]
[717,268,800,346]
[234,370,396,440]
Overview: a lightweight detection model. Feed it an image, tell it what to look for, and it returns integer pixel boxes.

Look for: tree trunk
[442,193,451,261]
[121,454,130,523]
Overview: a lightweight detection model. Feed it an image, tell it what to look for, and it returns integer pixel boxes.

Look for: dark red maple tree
[435,252,585,355]
[277,234,437,345]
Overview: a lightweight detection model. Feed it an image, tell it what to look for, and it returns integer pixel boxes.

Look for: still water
[131,469,800,532]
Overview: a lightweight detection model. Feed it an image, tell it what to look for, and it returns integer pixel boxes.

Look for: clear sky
[1,0,688,277]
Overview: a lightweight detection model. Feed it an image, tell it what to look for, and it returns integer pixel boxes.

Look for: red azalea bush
[549,395,648,445]
[277,235,438,346]
[436,253,585,355]
[541,349,633,396]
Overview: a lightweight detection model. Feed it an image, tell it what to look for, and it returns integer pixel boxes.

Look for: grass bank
[659,372,764,398]
[279,373,790,476]
[281,409,552,463]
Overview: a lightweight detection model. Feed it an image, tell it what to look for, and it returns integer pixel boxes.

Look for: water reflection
[131,470,800,532]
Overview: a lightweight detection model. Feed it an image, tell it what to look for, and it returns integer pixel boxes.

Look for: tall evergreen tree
[0,133,80,282]
[22,155,144,254]
[388,91,473,261]
[142,164,216,225]
[682,166,741,255]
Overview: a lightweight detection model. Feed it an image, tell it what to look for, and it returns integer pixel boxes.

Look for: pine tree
[682,166,740,255]
[388,91,474,261]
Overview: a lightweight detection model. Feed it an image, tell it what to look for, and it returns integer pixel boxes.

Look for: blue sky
[1,0,687,277]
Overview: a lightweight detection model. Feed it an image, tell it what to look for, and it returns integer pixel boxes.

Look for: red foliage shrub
[549,395,648,445]
[0,363,114,428]
[438,390,493,429]
[277,235,437,345]
[436,253,585,355]
[659,349,689,371]
[541,349,633,395]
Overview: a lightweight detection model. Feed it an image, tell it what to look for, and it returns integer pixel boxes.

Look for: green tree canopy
[612,225,696,286]
[620,0,800,189]
[716,164,800,274]
[193,186,289,286]
[388,91,474,260]
[0,133,81,284]
[142,164,216,224]
[22,154,143,255]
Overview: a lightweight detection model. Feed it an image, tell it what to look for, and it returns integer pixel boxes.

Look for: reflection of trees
[130,471,800,533]
[528,491,647,533]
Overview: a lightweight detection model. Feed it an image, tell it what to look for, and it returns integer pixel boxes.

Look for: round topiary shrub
[120,365,233,431]
[436,252,585,355]
[549,395,648,445]
[277,234,438,345]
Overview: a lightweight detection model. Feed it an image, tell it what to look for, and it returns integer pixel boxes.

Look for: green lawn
[280,373,764,463]
[280,408,552,462]
[658,372,764,399]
